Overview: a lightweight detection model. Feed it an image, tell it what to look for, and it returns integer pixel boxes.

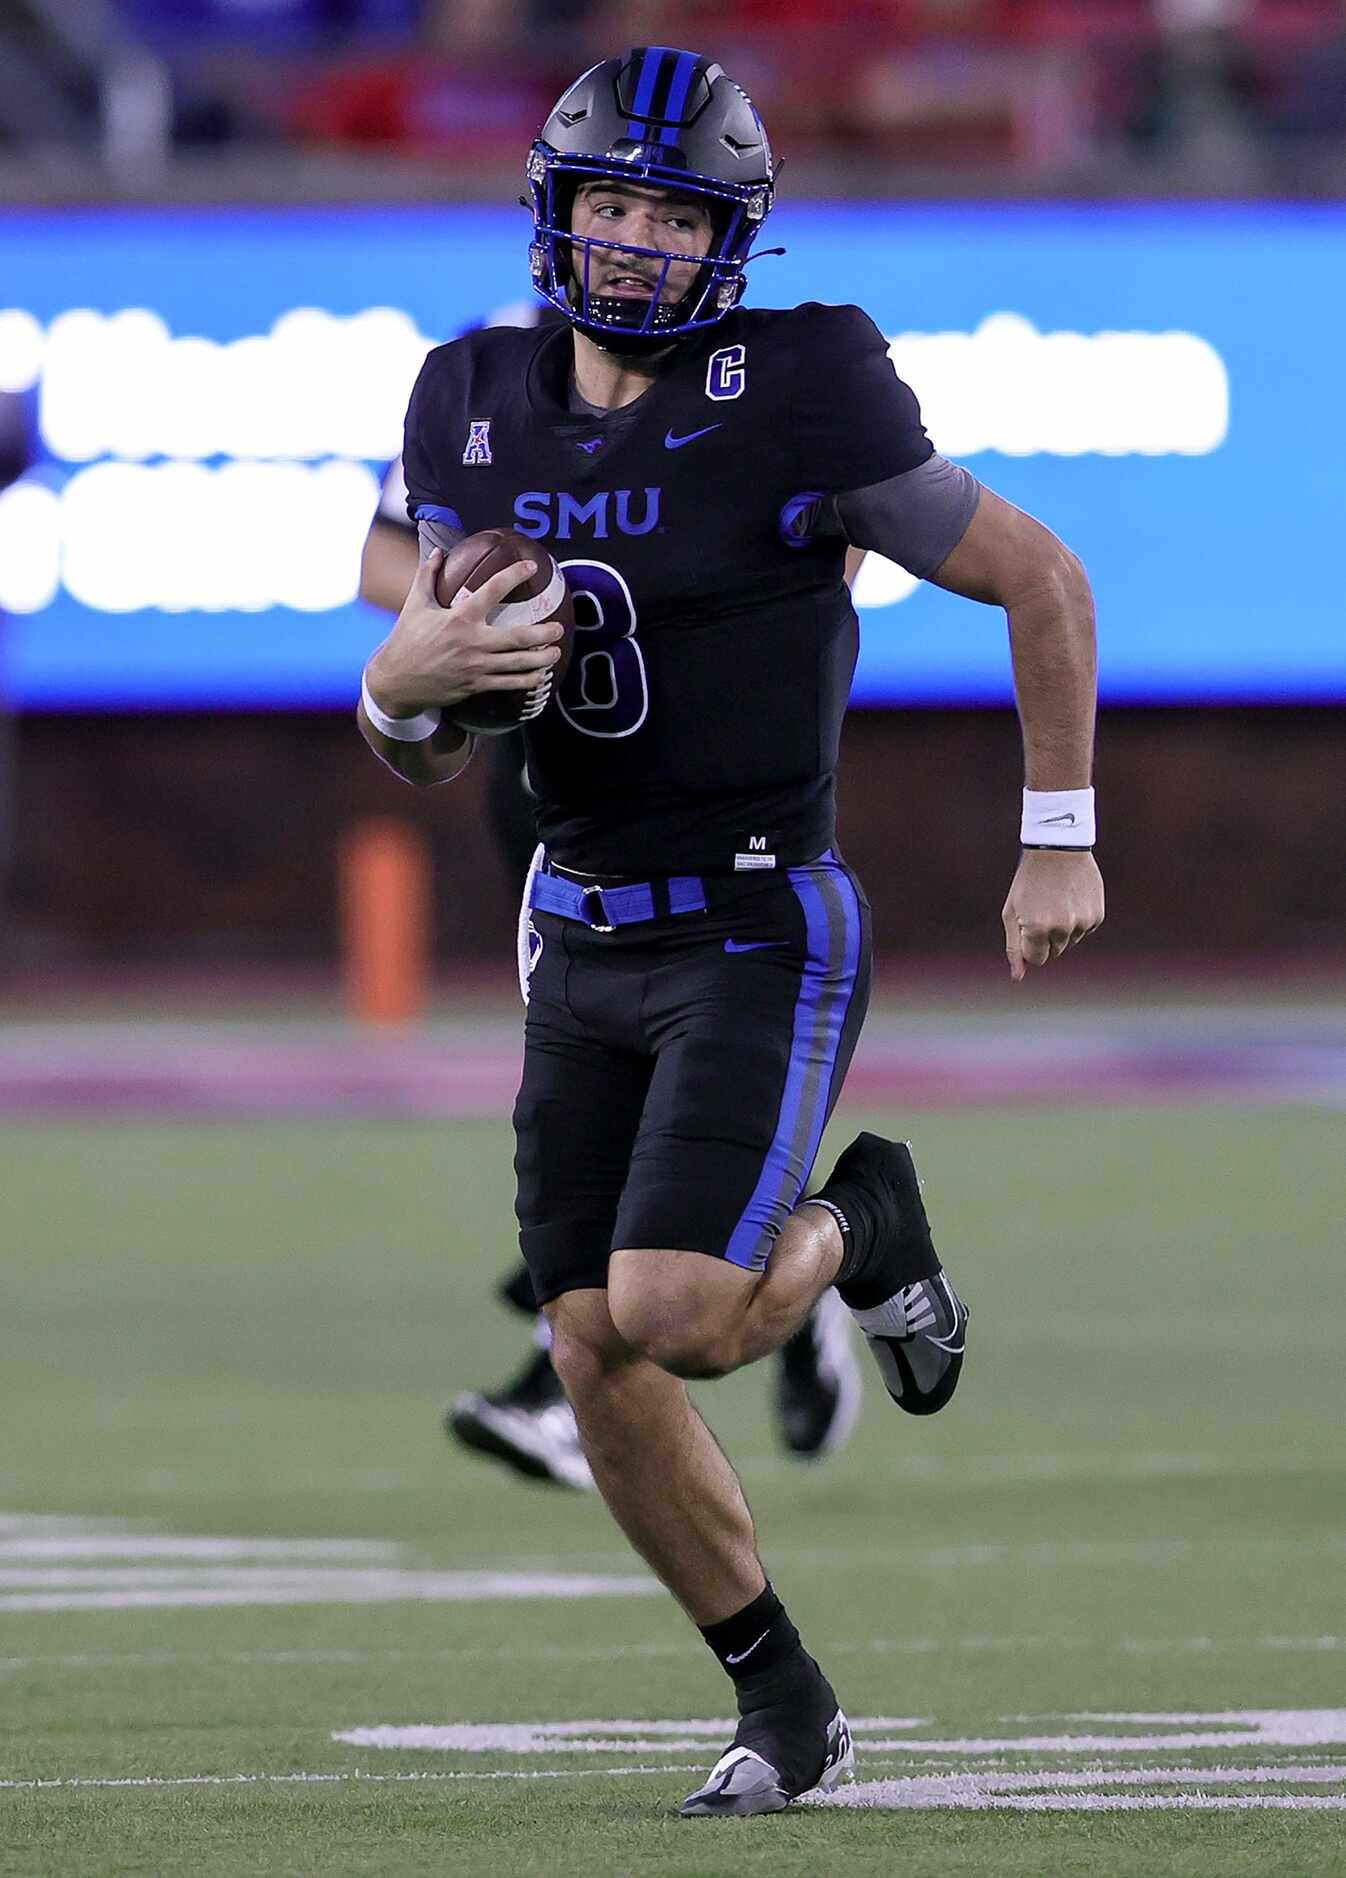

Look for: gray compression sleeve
[418,514,466,559]
[834,454,981,579]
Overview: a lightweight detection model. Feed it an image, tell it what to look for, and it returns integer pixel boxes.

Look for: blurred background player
[360,298,865,1491]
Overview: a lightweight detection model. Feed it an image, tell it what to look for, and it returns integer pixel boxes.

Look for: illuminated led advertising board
[0,204,1341,707]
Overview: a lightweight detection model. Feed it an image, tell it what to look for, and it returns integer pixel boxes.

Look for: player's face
[570,183,714,306]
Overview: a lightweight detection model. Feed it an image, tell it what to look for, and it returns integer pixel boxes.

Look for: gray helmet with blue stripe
[526,47,776,352]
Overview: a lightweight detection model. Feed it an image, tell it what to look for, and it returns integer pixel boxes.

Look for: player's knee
[607,1289,733,1381]
[647,1335,732,1381]
[608,1249,753,1379]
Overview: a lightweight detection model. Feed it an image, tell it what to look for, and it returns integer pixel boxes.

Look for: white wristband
[361,670,442,743]
[1021,786,1096,848]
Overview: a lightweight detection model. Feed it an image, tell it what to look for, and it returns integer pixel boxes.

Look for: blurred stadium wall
[3,0,1345,980]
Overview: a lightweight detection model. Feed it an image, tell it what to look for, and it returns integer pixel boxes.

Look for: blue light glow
[1,203,1341,709]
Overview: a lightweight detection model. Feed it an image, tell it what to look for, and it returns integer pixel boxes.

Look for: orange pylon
[339,818,430,1026]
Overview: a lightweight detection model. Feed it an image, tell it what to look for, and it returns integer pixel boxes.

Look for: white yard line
[856,1765,1346,1790]
[0,1568,657,1613]
[0,1456,641,1658]
[824,1790,1346,1812]
[0,1766,710,1791]
[15,1516,1341,1588]
[7,1764,1346,1811]
[0,1514,658,1612]
[0,1537,400,1562]
[819,1762,1346,1810]
[0,1642,687,1672]
[7,1636,1344,1674]
[332,1711,1346,1758]
[8,1709,1346,1813]
[771,1534,1346,1569]
[844,1728,1346,1754]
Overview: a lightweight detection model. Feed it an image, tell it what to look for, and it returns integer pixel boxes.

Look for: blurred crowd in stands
[3,0,1346,188]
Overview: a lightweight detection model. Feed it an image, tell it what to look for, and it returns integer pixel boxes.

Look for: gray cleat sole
[852,1269,969,1415]
[679,1708,855,1817]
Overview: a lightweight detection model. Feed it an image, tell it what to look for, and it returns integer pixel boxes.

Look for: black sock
[814,1134,941,1309]
[812,1178,889,1301]
[699,1583,804,1691]
[808,1193,873,1294]
[806,1195,854,1270]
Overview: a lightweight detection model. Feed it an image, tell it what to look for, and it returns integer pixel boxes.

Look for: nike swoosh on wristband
[724,939,784,954]
[725,1630,770,1665]
[664,424,722,449]
[1038,811,1077,825]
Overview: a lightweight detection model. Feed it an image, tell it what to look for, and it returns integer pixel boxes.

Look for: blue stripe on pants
[723,865,863,1273]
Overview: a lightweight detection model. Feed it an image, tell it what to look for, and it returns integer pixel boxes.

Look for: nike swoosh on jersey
[724,939,784,954]
[664,423,722,450]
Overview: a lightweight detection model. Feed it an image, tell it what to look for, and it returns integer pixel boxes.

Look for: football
[435,528,574,736]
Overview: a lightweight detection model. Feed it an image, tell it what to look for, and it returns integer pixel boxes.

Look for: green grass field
[3,1100,1345,1876]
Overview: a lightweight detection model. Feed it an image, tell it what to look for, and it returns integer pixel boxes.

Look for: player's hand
[1001,848,1105,982]
[366,548,566,712]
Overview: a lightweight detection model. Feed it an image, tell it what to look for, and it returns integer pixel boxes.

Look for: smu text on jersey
[513,488,662,540]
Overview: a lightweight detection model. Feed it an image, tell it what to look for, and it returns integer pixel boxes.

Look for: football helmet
[526,46,776,352]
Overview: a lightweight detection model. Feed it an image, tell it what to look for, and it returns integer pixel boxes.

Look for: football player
[358,47,1104,1817]
[361,304,865,1493]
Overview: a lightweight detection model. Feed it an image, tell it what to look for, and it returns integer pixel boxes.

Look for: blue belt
[529,869,708,932]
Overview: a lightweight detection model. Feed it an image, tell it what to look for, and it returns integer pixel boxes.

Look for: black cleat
[823,1133,970,1415]
[775,1289,863,1460]
[853,1267,969,1416]
[447,1349,595,1492]
[680,1690,855,1817]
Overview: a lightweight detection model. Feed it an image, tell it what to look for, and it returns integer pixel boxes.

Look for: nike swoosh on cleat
[724,1629,770,1665]
[665,423,722,449]
[724,939,784,954]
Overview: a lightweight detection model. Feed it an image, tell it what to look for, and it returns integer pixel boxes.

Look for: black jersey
[402,302,932,875]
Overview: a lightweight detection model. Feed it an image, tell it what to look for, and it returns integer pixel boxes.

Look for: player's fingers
[415,548,444,594]
[1064,897,1105,948]
[1018,924,1052,969]
[472,667,556,690]
[1046,925,1075,960]
[476,647,562,675]
[456,563,538,618]
[483,620,566,653]
[1003,906,1026,982]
